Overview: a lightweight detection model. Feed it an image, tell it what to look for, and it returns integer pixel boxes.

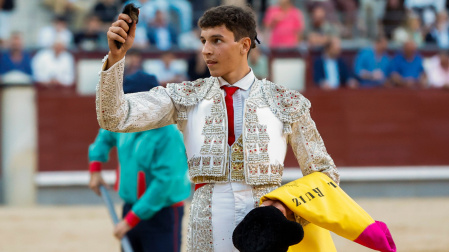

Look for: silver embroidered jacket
[96,57,339,186]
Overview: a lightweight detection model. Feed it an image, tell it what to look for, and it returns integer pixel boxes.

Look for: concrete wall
[1,86,37,206]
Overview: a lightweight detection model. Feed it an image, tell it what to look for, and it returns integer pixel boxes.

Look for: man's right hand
[89,172,109,196]
[106,13,137,69]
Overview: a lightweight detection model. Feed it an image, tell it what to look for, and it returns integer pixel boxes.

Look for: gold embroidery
[230,136,244,182]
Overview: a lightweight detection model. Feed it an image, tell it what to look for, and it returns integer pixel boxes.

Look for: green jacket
[88,125,190,223]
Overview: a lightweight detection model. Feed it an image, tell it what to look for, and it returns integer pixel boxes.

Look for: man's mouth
[206,60,217,66]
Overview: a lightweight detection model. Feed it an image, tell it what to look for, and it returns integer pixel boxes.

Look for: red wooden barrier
[37,87,449,172]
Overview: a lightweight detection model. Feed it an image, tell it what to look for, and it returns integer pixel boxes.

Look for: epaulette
[261,80,311,134]
[166,77,215,106]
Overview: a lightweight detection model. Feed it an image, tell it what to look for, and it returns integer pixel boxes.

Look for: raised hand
[106,13,137,68]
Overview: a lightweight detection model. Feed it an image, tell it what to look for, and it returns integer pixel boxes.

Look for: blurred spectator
[42,0,91,30]
[0,0,14,46]
[124,49,159,89]
[74,15,108,51]
[354,36,390,88]
[162,0,193,34]
[313,37,357,90]
[187,48,209,81]
[424,51,449,89]
[332,0,358,38]
[248,47,269,80]
[125,0,192,34]
[133,24,151,49]
[404,0,446,27]
[37,16,73,48]
[358,0,387,39]
[306,0,339,22]
[93,0,120,24]
[307,6,340,48]
[263,0,304,48]
[147,10,178,50]
[146,52,185,86]
[393,14,424,47]
[381,0,407,39]
[31,39,75,87]
[179,27,202,50]
[425,11,449,49]
[0,32,33,84]
[389,40,426,88]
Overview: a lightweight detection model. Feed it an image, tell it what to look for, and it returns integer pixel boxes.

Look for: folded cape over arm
[261,172,396,252]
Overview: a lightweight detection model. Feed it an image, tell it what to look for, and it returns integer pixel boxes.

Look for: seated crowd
[1,0,449,89]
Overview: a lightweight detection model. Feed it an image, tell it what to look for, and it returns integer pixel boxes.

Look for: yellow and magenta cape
[261,172,396,252]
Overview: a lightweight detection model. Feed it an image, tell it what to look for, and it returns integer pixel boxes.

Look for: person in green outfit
[88,67,190,252]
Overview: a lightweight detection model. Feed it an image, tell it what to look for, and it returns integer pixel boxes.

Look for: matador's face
[200,25,249,80]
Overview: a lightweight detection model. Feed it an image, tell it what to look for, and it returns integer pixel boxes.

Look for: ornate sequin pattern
[243,99,283,186]
[230,135,244,182]
[189,89,227,178]
[96,56,177,133]
[166,78,215,106]
[187,184,214,252]
[261,79,311,133]
[186,83,229,183]
[288,110,340,184]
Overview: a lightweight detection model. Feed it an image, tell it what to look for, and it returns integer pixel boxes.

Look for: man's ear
[240,37,252,55]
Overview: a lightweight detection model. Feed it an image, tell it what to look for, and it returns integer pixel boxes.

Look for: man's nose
[202,42,212,55]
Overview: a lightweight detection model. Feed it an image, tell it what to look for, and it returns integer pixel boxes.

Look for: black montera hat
[232,206,304,252]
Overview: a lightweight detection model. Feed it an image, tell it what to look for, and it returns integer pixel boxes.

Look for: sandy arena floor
[0,198,448,252]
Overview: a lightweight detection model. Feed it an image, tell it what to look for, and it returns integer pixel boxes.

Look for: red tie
[221,86,239,146]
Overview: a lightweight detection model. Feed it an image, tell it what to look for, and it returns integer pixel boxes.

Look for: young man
[97,5,339,251]
[89,73,190,252]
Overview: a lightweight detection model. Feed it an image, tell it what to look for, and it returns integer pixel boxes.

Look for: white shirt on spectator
[434,24,449,48]
[178,30,202,50]
[133,25,149,48]
[155,27,172,50]
[32,49,75,86]
[424,55,449,88]
[38,26,73,48]
[145,60,184,84]
[324,58,340,89]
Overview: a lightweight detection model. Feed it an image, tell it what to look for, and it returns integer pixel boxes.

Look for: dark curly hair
[198,5,257,54]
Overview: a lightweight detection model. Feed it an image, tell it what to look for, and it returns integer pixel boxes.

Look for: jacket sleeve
[96,56,178,133]
[313,58,324,86]
[288,107,340,184]
[337,57,355,86]
[354,51,366,77]
[126,127,190,224]
[88,129,117,163]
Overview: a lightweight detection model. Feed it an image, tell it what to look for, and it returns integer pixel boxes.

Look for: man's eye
[201,40,206,44]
